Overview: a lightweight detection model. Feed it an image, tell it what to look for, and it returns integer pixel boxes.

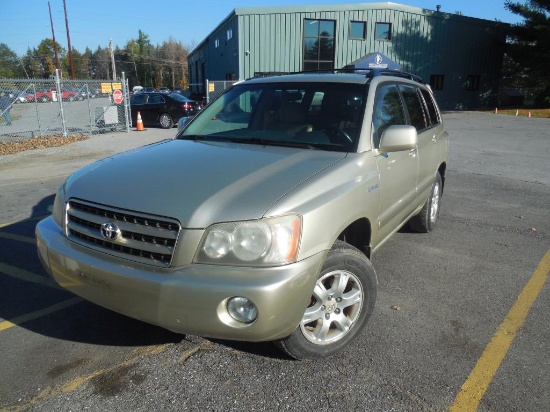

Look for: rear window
[170,93,192,102]
[420,88,440,126]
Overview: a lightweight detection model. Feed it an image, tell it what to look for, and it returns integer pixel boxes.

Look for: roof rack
[252,68,425,84]
[364,69,425,84]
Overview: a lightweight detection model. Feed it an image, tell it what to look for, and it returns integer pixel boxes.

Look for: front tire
[274,241,377,360]
[410,172,443,233]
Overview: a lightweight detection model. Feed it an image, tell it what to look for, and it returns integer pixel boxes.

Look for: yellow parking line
[450,249,550,411]
[0,263,58,289]
[0,231,36,244]
[0,297,82,332]
[4,343,175,411]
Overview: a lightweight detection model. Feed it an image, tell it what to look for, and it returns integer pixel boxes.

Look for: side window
[399,85,427,131]
[131,94,148,105]
[372,83,406,149]
[148,95,165,104]
[420,88,440,126]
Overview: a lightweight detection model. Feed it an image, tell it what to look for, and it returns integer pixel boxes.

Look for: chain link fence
[0,70,131,144]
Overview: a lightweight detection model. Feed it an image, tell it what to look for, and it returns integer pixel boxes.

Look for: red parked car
[35,88,78,103]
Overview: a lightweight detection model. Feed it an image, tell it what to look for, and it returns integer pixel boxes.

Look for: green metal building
[187,2,508,110]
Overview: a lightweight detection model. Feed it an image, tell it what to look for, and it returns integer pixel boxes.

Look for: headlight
[52,183,67,227]
[195,214,302,266]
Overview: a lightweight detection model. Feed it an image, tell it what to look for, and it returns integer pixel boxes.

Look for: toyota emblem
[100,222,120,240]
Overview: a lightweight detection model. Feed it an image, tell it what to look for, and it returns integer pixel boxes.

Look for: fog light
[227,297,258,324]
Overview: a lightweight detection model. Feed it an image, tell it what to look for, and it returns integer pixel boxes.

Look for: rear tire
[274,240,377,360]
[159,113,173,129]
[410,172,442,233]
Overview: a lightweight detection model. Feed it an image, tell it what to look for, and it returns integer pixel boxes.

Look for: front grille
[66,199,181,267]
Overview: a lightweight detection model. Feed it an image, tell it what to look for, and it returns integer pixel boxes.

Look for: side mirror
[379,125,417,152]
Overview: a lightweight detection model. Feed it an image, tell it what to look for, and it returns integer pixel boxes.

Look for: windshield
[178,81,367,151]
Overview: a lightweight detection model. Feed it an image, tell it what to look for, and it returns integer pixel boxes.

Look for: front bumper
[36,216,325,342]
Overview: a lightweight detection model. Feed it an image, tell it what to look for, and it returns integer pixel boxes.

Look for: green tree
[124,39,140,84]
[35,39,66,78]
[79,47,93,79]
[0,43,24,77]
[137,31,153,86]
[22,48,42,78]
[62,47,83,79]
[505,0,550,86]
[90,46,110,79]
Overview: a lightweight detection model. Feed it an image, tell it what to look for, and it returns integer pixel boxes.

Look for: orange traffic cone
[136,111,145,131]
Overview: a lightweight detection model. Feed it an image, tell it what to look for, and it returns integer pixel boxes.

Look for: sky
[1,0,523,57]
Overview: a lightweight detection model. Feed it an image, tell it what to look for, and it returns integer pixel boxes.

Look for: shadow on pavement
[2,193,286,358]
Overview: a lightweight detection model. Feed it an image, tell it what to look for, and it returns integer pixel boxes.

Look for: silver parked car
[36,69,449,359]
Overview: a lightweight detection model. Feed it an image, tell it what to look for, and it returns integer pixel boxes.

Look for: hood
[65,139,346,227]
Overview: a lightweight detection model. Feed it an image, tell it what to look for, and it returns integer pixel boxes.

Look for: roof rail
[250,68,425,84]
[364,69,424,83]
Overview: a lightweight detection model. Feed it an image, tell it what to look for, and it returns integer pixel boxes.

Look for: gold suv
[36,70,449,359]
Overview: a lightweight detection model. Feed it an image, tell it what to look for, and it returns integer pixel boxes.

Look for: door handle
[409,148,417,158]
[432,135,437,143]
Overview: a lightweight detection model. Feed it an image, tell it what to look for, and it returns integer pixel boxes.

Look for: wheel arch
[336,217,372,259]
[438,162,447,194]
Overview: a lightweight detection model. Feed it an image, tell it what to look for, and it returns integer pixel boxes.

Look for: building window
[375,22,392,40]
[430,75,445,91]
[350,21,366,40]
[227,29,233,41]
[214,38,220,48]
[466,75,480,91]
[303,19,336,71]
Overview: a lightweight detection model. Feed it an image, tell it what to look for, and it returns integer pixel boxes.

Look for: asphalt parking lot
[0,112,549,411]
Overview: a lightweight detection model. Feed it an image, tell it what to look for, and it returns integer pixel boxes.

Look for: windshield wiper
[227,137,320,150]
[179,135,211,141]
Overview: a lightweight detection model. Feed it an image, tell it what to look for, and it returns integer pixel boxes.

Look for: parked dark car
[130,92,202,128]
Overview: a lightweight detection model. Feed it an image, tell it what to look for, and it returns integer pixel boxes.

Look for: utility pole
[63,0,75,79]
[48,2,60,71]
[109,39,116,81]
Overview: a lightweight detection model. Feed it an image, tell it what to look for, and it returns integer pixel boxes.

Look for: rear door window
[399,84,427,132]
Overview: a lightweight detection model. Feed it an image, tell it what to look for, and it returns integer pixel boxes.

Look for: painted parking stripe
[0,231,36,244]
[450,249,550,411]
[6,343,177,411]
[0,262,58,289]
[0,297,82,332]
